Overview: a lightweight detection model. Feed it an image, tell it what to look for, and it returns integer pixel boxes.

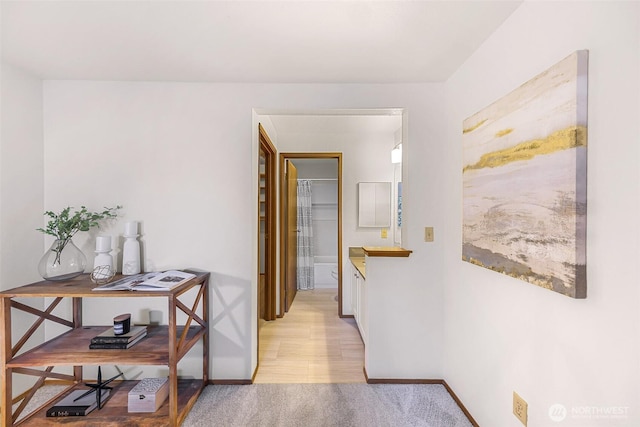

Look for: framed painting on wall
[462,50,588,299]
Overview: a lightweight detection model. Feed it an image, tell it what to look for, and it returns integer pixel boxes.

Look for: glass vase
[38,239,87,281]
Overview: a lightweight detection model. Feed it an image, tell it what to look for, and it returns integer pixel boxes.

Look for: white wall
[443,2,640,426]
[42,82,446,380]
[1,63,44,287]
[0,62,45,394]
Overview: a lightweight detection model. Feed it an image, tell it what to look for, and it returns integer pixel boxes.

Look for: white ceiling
[1,0,522,83]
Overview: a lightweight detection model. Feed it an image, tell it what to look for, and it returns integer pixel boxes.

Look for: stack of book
[89,325,147,349]
[46,389,111,417]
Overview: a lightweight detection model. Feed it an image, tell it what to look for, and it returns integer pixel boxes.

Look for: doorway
[279,153,343,317]
[255,152,363,384]
[253,109,404,383]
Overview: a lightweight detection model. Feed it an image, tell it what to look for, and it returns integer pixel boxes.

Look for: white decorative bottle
[122,221,141,275]
[94,235,114,278]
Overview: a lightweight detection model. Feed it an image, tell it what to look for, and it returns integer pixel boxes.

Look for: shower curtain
[297,180,314,290]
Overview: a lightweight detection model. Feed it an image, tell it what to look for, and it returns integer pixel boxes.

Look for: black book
[46,389,110,417]
[89,332,146,349]
[91,325,147,344]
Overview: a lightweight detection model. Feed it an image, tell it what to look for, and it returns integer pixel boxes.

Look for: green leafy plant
[37,206,121,265]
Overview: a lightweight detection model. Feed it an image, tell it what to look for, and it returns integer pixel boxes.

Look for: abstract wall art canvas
[462,50,588,299]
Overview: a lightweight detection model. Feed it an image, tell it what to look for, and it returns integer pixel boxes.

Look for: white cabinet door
[351,264,359,319]
[350,262,367,345]
[359,275,367,345]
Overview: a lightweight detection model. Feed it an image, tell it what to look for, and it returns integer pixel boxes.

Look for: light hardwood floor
[255,288,366,383]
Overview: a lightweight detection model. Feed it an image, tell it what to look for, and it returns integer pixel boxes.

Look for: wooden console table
[0,270,209,426]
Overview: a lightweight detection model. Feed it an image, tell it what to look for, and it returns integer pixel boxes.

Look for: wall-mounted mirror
[358,182,391,227]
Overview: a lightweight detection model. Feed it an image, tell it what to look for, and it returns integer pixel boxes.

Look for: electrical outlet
[381,229,388,239]
[424,227,434,242]
[513,392,528,426]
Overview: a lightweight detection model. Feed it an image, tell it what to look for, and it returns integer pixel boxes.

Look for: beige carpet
[183,383,473,427]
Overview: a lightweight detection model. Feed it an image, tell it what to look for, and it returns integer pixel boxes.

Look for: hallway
[255,289,366,383]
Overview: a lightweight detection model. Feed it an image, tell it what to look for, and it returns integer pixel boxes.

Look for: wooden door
[285,160,298,312]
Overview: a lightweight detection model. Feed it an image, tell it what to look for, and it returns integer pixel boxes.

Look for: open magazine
[92,270,196,291]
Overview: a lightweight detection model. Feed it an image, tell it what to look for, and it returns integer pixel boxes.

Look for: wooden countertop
[349,246,412,279]
[362,246,413,257]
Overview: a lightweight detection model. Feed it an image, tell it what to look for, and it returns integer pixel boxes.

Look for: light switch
[424,227,434,242]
